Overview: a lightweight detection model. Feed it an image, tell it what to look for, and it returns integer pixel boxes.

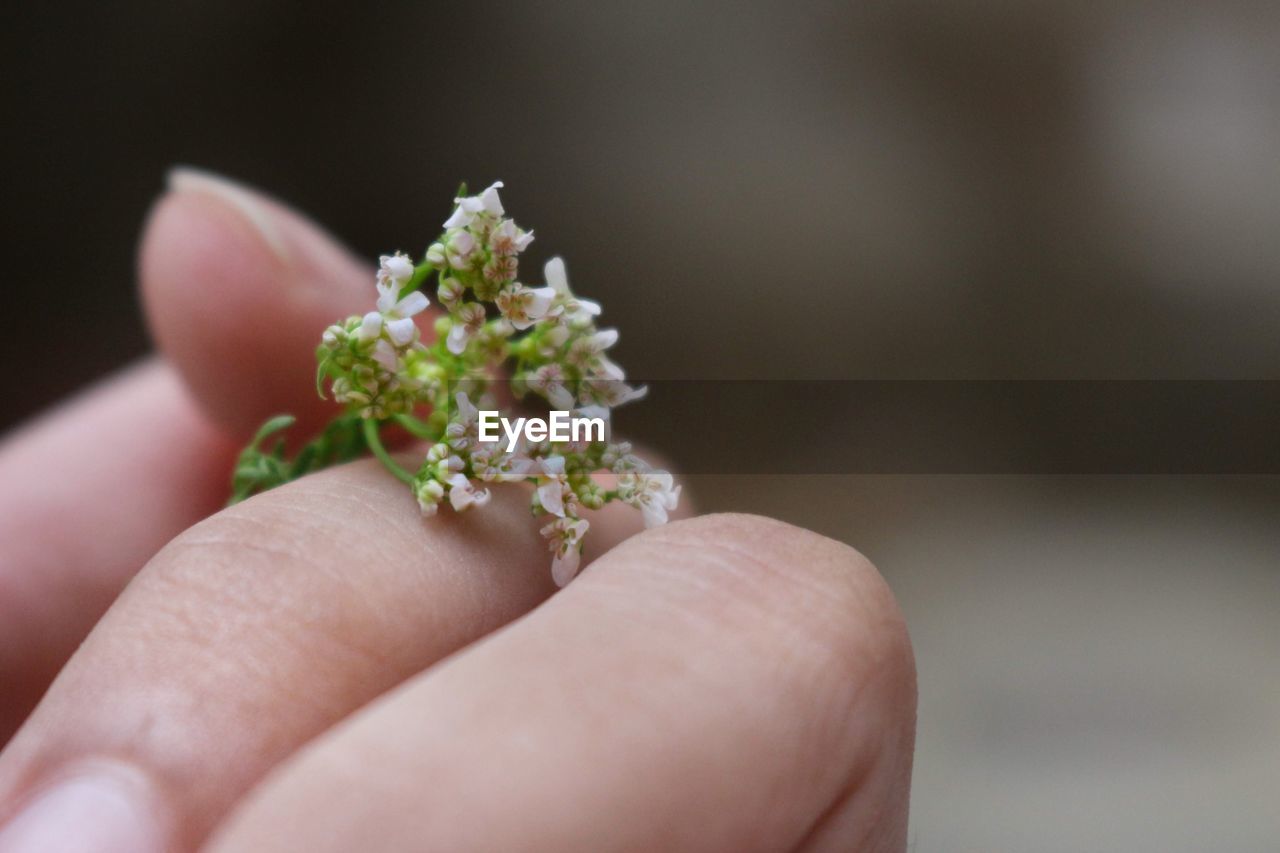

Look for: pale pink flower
[446,473,491,511]
[618,470,680,528]
[496,284,556,330]
[543,257,602,324]
[447,303,486,354]
[443,181,504,229]
[542,516,590,586]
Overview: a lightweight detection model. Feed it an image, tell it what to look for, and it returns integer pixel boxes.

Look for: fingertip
[139,169,372,438]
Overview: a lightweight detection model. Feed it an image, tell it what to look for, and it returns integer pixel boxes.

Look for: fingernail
[0,762,166,853]
[167,165,291,262]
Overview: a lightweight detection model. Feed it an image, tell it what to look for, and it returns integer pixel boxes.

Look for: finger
[140,168,379,438]
[0,360,236,741]
[209,514,917,853]
[0,455,682,852]
[0,169,379,739]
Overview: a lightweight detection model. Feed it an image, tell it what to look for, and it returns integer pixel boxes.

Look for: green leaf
[227,413,368,505]
[315,351,332,399]
[251,415,296,448]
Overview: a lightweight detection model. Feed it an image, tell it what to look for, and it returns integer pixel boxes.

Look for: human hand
[0,171,916,852]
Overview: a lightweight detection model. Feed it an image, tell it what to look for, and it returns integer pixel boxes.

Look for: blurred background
[3,1,1278,849]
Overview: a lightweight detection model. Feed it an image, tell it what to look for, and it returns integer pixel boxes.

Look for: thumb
[139,168,398,438]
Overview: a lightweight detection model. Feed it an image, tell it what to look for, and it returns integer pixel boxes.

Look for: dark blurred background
[4,2,1278,849]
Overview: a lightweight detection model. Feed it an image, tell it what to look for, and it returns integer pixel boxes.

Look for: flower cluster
[244,181,678,586]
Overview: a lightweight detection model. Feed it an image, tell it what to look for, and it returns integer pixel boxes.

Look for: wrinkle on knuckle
[611,512,913,698]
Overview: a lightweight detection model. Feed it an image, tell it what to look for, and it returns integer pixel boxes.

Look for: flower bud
[415,478,445,516]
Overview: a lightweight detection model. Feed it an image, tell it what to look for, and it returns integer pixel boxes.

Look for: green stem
[362,418,415,485]
[392,413,441,441]
[400,263,435,300]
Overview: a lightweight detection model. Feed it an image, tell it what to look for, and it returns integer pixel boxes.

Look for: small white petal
[544,257,568,293]
[640,502,668,528]
[479,181,505,216]
[455,392,479,422]
[505,456,535,479]
[449,487,471,511]
[551,549,581,587]
[395,290,430,318]
[548,384,575,411]
[595,356,626,381]
[538,481,565,517]
[527,286,556,319]
[358,312,383,341]
[621,383,649,404]
[448,230,475,256]
[376,283,399,314]
[381,253,414,282]
[443,206,472,229]
[575,297,603,317]
[575,404,610,423]
[385,317,417,346]
[372,339,399,371]
[592,328,619,350]
[447,324,471,355]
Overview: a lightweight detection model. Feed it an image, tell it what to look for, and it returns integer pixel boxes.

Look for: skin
[0,174,916,851]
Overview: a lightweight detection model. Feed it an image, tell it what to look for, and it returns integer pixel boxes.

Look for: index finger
[210,514,917,852]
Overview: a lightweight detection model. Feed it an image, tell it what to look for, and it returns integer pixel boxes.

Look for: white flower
[489,219,534,256]
[445,229,477,268]
[541,516,590,586]
[361,270,430,347]
[445,391,482,452]
[377,252,415,290]
[496,284,556,330]
[618,470,680,528]
[543,257,602,324]
[443,181,505,229]
[446,303,486,354]
[455,391,479,423]
[528,364,575,410]
[472,446,535,482]
[593,355,626,381]
[534,455,575,517]
[567,328,619,369]
[446,473,491,511]
[580,376,647,408]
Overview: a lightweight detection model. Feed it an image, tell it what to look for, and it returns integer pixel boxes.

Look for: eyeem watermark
[479,410,606,452]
